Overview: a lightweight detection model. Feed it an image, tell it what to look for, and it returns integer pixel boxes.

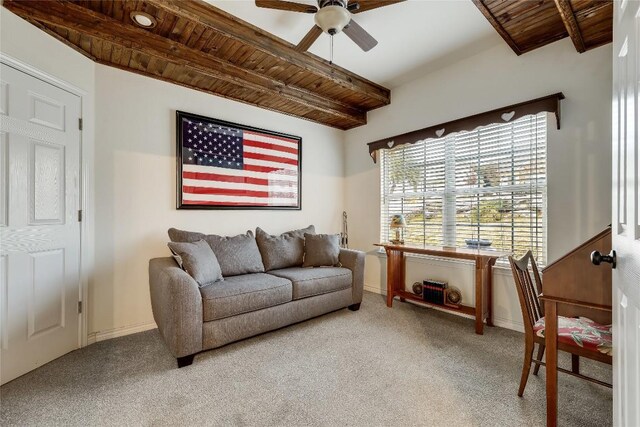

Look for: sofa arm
[339,249,365,304]
[149,257,203,358]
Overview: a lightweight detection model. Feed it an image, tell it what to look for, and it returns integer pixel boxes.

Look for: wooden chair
[508,251,612,397]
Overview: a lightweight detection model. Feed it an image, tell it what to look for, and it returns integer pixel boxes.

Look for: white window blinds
[380,113,547,264]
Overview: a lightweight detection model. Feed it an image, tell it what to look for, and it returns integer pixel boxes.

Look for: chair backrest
[508,251,544,336]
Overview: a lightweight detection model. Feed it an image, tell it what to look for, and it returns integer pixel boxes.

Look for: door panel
[29,249,65,338]
[0,81,8,116]
[0,254,7,350]
[612,0,640,425]
[31,141,65,224]
[0,132,7,226]
[28,92,66,131]
[0,63,81,385]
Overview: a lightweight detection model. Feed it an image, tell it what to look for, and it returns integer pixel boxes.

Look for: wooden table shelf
[395,290,476,316]
[375,243,509,335]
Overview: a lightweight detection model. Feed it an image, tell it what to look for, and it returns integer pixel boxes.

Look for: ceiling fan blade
[255,0,318,13]
[296,25,323,51]
[350,0,405,14]
[343,19,378,51]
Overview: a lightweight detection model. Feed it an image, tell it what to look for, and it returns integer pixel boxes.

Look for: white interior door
[0,63,81,385]
[612,0,640,425]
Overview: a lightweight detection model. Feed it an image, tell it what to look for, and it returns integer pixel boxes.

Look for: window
[380,113,547,264]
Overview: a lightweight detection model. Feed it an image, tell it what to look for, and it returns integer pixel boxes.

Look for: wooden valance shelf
[367,92,564,162]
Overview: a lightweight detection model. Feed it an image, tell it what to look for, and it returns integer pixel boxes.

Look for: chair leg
[533,344,545,376]
[518,339,534,397]
[571,354,580,374]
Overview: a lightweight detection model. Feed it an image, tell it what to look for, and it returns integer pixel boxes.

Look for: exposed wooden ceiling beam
[145,0,391,105]
[470,0,523,55]
[4,0,367,126]
[553,0,586,53]
[96,58,343,129]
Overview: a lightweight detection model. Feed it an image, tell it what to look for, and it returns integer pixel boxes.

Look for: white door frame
[0,53,90,348]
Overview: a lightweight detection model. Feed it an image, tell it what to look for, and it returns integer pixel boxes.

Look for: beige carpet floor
[1,292,612,426]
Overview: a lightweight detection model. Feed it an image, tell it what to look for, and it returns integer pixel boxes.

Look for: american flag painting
[177,112,301,209]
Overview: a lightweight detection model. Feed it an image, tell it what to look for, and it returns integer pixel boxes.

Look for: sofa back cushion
[168,228,264,277]
[255,225,315,271]
[302,233,341,268]
[167,240,223,287]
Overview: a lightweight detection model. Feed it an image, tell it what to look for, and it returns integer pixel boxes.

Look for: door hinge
[78,301,83,314]
[78,118,83,131]
[78,209,82,222]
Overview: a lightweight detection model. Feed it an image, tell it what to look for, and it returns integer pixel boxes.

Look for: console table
[375,243,509,335]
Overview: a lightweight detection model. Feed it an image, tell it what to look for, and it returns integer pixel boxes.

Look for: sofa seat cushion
[268,267,352,300]
[200,273,292,321]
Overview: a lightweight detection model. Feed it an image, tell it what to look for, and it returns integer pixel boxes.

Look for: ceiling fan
[255,0,405,53]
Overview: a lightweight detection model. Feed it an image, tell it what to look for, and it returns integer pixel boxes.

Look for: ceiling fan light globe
[314,5,351,35]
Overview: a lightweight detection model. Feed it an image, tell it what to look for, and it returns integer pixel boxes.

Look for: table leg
[385,249,395,307]
[474,259,484,335]
[386,249,405,307]
[486,259,496,327]
[545,300,558,427]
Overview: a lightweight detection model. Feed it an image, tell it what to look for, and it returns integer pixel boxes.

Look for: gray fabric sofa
[149,229,365,368]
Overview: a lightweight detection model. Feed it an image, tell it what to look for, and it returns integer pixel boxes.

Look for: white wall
[1,10,94,92]
[92,65,346,337]
[344,39,612,331]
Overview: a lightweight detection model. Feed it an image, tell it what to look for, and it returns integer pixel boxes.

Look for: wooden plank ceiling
[3,0,392,130]
[472,0,613,55]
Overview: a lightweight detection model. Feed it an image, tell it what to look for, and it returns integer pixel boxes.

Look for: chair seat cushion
[200,273,292,321]
[268,267,351,300]
[534,316,612,356]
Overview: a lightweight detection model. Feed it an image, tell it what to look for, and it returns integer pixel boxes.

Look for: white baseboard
[87,321,157,345]
[364,284,523,332]
[364,284,384,295]
[491,317,524,333]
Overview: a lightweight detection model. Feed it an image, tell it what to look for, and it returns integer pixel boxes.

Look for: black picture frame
[176,110,302,210]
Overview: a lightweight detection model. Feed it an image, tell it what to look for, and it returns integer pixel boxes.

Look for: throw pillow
[167,240,223,287]
[282,225,315,239]
[168,228,265,277]
[255,225,315,270]
[302,233,341,268]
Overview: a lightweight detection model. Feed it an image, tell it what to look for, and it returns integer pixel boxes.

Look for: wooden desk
[539,227,612,426]
[375,243,509,334]
[539,295,612,427]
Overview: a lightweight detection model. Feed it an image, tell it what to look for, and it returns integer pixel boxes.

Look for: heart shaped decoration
[387,141,394,148]
[435,128,445,138]
[501,111,515,122]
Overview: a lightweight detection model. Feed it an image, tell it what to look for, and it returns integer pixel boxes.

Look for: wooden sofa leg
[177,354,195,368]
[348,303,361,311]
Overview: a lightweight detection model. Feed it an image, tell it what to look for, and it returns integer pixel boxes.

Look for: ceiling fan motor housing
[318,0,348,8]
[315,0,351,35]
